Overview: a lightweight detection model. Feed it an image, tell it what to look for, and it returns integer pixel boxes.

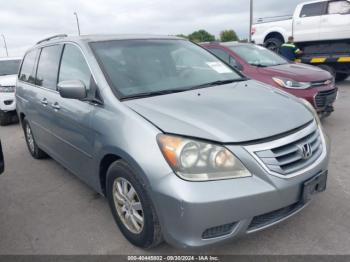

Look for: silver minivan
[16,34,329,249]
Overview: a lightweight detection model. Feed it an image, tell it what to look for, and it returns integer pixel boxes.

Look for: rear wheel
[23,118,47,159]
[106,160,162,249]
[264,38,283,53]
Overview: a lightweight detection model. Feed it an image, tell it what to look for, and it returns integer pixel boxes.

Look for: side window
[19,49,38,84]
[328,1,350,14]
[208,48,230,64]
[300,2,326,17]
[36,45,63,90]
[58,44,92,90]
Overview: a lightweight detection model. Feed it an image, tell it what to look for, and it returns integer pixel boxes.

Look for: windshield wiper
[187,78,247,89]
[250,63,268,67]
[120,88,189,100]
[120,79,246,100]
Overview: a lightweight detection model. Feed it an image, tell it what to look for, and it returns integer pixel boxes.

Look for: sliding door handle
[40,98,48,106]
[52,102,60,111]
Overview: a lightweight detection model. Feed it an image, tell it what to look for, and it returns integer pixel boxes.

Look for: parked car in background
[0,57,22,125]
[16,34,329,249]
[0,141,3,174]
[201,42,337,117]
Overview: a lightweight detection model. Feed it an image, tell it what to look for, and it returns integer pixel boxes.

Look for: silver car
[16,34,329,249]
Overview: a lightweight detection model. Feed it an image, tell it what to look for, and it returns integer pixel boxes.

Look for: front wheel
[106,160,162,249]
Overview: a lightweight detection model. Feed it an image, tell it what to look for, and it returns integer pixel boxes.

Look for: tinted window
[300,2,326,17]
[328,0,350,14]
[59,44,92,89]
[36,45,63,90]
[208,48,230,64]
[91,40,241,98]
[19,50,38,84]
[0,60,21,76]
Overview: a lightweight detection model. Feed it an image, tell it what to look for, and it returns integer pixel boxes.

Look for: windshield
[90,39,242,99]
[0,60,21,76]
[229,45,288,67]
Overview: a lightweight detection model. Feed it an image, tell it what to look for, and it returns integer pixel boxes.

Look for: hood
[258,63,332,82]
[124,80,314,143]
[0,75,17,86]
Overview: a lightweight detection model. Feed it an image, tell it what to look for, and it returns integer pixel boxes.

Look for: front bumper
[151,134,330,248]
[0,92,16,111]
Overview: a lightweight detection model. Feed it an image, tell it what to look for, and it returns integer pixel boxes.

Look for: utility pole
[1,34,8,57]
[73,12,81,35]
[249,0,254,42]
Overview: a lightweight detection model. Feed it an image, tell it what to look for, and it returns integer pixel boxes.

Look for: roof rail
[36,34,68,45]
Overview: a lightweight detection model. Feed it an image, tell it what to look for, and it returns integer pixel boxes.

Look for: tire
[106,160,162,249]
[264,37,283,53]
[336,73,349,82]
[0,110,11,126]
[23,118,47,159]
[317,64,336,79]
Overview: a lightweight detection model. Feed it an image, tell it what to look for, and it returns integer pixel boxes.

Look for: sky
[0,0,306,57]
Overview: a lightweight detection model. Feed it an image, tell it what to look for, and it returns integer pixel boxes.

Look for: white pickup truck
[252,0,350,50]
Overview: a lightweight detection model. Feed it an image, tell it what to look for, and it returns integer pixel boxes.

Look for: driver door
[50,44,97,182]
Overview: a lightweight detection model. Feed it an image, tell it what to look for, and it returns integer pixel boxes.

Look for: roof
[34,34,183,47]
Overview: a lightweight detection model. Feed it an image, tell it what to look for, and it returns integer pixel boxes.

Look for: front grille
[247,202,304,232]
[202,222,237,239]
[310,79,333,87]
[315,88,337,108]
[246,121,324,177]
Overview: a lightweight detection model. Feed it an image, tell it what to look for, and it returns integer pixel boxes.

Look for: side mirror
[229,56,243,71]
[57,80,87,100]
[233,63,243,71]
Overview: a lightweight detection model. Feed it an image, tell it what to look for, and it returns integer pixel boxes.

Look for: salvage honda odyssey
[16,34,329,249]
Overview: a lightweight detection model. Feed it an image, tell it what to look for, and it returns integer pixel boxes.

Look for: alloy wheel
[26,124,35,153]
[113,177,144,234]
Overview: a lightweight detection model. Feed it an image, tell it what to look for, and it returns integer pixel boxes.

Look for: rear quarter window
[19,49,39,84]
[328,0,350,14]
[36,45,63,90]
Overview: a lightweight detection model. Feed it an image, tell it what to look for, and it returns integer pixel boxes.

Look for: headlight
[0,85,15,93]
[273,77,311,89]
[157,134,252,181]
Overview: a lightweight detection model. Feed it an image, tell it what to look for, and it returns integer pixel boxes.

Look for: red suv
[201,42,337,117]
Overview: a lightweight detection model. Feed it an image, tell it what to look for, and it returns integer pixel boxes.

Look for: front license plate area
[302,171,328,203]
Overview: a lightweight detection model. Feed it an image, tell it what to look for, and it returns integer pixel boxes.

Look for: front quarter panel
[91,91,174,194]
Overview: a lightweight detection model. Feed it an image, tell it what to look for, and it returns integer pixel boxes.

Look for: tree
[188,30,215,43]
[220,30,239,42]
[175,34,188,39]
